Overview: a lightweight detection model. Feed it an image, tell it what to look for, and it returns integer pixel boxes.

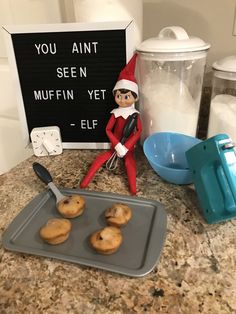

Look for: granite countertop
[0,148,236,314]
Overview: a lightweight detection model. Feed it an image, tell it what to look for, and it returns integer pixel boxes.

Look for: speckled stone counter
[0,148,236,314]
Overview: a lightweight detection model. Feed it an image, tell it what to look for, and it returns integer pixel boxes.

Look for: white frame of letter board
[3,21,136,149]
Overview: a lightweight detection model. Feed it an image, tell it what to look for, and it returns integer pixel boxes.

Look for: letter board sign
[3,21,136,148]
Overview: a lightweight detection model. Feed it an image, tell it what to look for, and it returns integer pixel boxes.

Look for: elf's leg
[124,151,137,195]
[80,150,113,188]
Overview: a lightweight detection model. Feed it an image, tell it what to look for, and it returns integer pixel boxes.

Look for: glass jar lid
[137,26,210,54]
[213,56,236,80]
[213,55,236,72]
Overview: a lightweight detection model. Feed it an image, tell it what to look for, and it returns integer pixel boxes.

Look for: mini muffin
[105,203,132,227]
[90,226,123,255]
[57,195,85,218]
[39,218,72,245]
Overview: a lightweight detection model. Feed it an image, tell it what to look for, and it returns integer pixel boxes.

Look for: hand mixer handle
[33,162,53,184]
[106,113,138,170]
[216,165,236,212]
[120,113,138,144]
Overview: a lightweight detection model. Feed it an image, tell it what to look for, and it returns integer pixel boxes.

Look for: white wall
[1,1,235,67]
[0,0,65,174]
[0,0,64,58]
[143,0,236,68]
[1,1,235,73]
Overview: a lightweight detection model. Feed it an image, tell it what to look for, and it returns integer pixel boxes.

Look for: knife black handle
[33,162,53,185]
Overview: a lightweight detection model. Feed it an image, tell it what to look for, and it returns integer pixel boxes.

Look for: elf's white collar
[111,104,139,119]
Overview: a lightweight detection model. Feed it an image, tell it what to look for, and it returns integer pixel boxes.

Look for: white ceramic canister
[207,56,236,144]
[136,26,210,143]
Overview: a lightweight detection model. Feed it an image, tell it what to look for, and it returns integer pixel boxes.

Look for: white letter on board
[87,90,93,99]
[80,67,87,77]
[56,67,63,78]
[92,42,98,53]
[93,120,98,128]
[81,120,86,129]
[72,42,79,54]
[100,89,106,99]
[35,44,41,55]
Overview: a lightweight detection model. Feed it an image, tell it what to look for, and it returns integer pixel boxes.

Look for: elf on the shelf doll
[80,54,142,195]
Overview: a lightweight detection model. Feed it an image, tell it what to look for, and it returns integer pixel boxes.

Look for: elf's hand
[115,142,128,158]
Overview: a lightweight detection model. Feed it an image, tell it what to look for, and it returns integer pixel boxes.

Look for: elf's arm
[105,114,119,148]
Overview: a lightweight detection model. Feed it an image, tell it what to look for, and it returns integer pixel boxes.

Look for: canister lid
[213,55,236,72]
[137,26,210,53]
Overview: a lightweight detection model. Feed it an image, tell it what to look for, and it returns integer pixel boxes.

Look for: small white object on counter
[30,126,63,157]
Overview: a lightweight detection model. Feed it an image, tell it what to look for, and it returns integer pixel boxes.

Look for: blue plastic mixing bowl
[143,132,202,184]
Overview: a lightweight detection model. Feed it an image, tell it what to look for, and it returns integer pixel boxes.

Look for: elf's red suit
[80,53,141,194]
[80,106,142,195]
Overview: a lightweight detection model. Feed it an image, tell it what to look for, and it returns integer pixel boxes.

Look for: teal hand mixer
[186,134,236,223]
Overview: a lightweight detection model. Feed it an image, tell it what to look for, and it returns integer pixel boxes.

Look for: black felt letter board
[5,22,134,148]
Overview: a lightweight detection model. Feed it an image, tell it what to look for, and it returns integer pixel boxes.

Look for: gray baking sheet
[2,188,167,277]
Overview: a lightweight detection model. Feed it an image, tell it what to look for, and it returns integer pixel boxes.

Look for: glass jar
[136,26,210,143]
[207,56,236,143]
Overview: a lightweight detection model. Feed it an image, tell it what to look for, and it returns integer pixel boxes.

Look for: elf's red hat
[113,53,138,96]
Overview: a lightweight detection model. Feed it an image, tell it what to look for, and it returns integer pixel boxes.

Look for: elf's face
[115,90,136,108]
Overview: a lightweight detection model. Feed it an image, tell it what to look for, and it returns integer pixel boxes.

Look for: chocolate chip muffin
[105,203,132,227]
[57,195,85,218]
[90,226,123,255]
[39,218,72,245]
